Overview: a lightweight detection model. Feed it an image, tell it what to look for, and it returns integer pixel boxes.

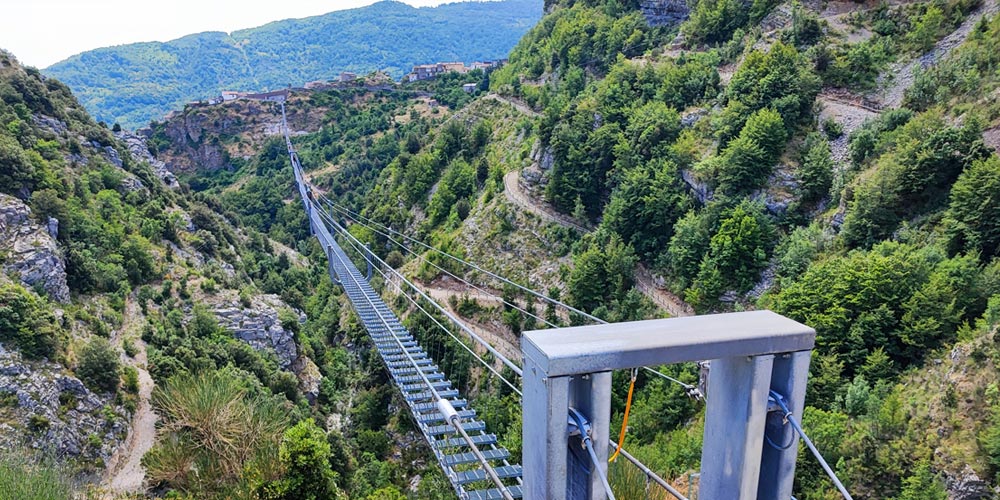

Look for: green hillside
[43,0,541,129]
[183,0,997,496]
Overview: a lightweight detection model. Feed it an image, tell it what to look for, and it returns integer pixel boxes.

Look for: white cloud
[0,0,448,68]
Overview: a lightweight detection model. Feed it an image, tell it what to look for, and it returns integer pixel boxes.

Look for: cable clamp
[567,407,592,446]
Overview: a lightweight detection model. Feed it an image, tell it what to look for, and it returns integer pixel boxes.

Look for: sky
[2,0,448,69]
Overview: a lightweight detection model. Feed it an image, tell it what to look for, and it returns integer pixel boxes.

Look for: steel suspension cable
[771,391,853,500]
[321,208,523,396]
[294,116,695,498]
[608,438,688,500]
[284,113,514,500]
[324,225,514,500]
[322,197,606,323]
[317,207,524,377]
[323,201,560,330]
[324,198,705,398]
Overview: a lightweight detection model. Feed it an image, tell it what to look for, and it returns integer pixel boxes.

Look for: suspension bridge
[278,101,850,500]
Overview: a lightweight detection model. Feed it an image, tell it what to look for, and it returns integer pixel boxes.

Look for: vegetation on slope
[0,48,447,499]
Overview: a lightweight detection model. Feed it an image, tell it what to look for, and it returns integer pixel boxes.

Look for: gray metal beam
[522,311,816,500]
[522,311,815,377]
[758,350,812,499]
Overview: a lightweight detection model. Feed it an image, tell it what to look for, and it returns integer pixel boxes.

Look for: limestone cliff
[0,194,70,303]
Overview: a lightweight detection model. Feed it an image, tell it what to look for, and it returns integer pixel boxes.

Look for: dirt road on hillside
[102,296,157,498]
[503,171,591,233]
[636,264,695,318]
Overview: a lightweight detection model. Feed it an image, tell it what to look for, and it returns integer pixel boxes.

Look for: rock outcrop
[114,131,178,188]
[0,194,70,303]
[640,0,689,28]
[292,355,322,403]
[0,343,126,461]
[681,169,712,205]
[945,465,994,500]
[213,294,303,369]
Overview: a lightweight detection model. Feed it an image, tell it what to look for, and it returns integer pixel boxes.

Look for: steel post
[699,355,774,499]
[758,350,812,499]
[523,359,571,500]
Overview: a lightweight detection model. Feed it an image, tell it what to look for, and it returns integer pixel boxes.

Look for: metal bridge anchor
[521,311,815,500]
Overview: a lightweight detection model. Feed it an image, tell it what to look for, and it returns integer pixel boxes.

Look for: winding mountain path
[636,264,694,318]
[501,171,695,317]
[483,93,541,117]
[488,92,695,317]
[875,0,999,108]
[503,170,590,232]
[102,296,157,498]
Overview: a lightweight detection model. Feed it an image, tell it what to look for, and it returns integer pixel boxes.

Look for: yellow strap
[609,369,638,463]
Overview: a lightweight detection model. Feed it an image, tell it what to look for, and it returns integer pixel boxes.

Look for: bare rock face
[292,355,322,403]
[640,0,689,28]
[213,295,303,369]
[115,131,178,187]
[681,169,712,205]
[945,465,994,500]
[0,343,126,461]
[31,114,68,136]
[152,111,231,172]
[681,108,708,127]
[0,194,70,303]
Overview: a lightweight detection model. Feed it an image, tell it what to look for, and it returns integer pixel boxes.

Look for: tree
[907,5,944,53]
[740,108,788,162]
[945,156,1000,258]
[568,242,611,313]
[896,460,948,500]
[278,419,335,500]
[567,233,638,313]
[684,0,748,44]
[689,200,773,307]
[716,108,788,196]
[662,208,718,290]
[77,337,120,393]
[0,283,60,359]
[0,134,34,194]
[798,133,833,204]
[602,159,691,259]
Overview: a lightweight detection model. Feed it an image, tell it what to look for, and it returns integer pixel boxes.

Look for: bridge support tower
[521,311,815,500]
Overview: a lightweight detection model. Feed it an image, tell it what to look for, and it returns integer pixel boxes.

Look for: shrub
[122,366,139,395]
[76,338,120,393]
[0,283,60,360]
[276,419,335,500]
[822,117,843,139]
[28,415,49,433]
[143,370,289,496]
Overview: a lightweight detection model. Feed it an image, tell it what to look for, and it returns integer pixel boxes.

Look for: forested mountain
[4,0,1000,497]
[42,0,541,129]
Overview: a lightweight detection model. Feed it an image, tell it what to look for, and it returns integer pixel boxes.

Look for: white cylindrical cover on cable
[437,398,458,421]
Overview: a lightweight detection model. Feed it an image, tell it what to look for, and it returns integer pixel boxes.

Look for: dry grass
[143,371,288,495]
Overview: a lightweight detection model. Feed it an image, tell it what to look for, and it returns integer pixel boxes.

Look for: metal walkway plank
[466,485,524,500]
[456,465,523,485]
